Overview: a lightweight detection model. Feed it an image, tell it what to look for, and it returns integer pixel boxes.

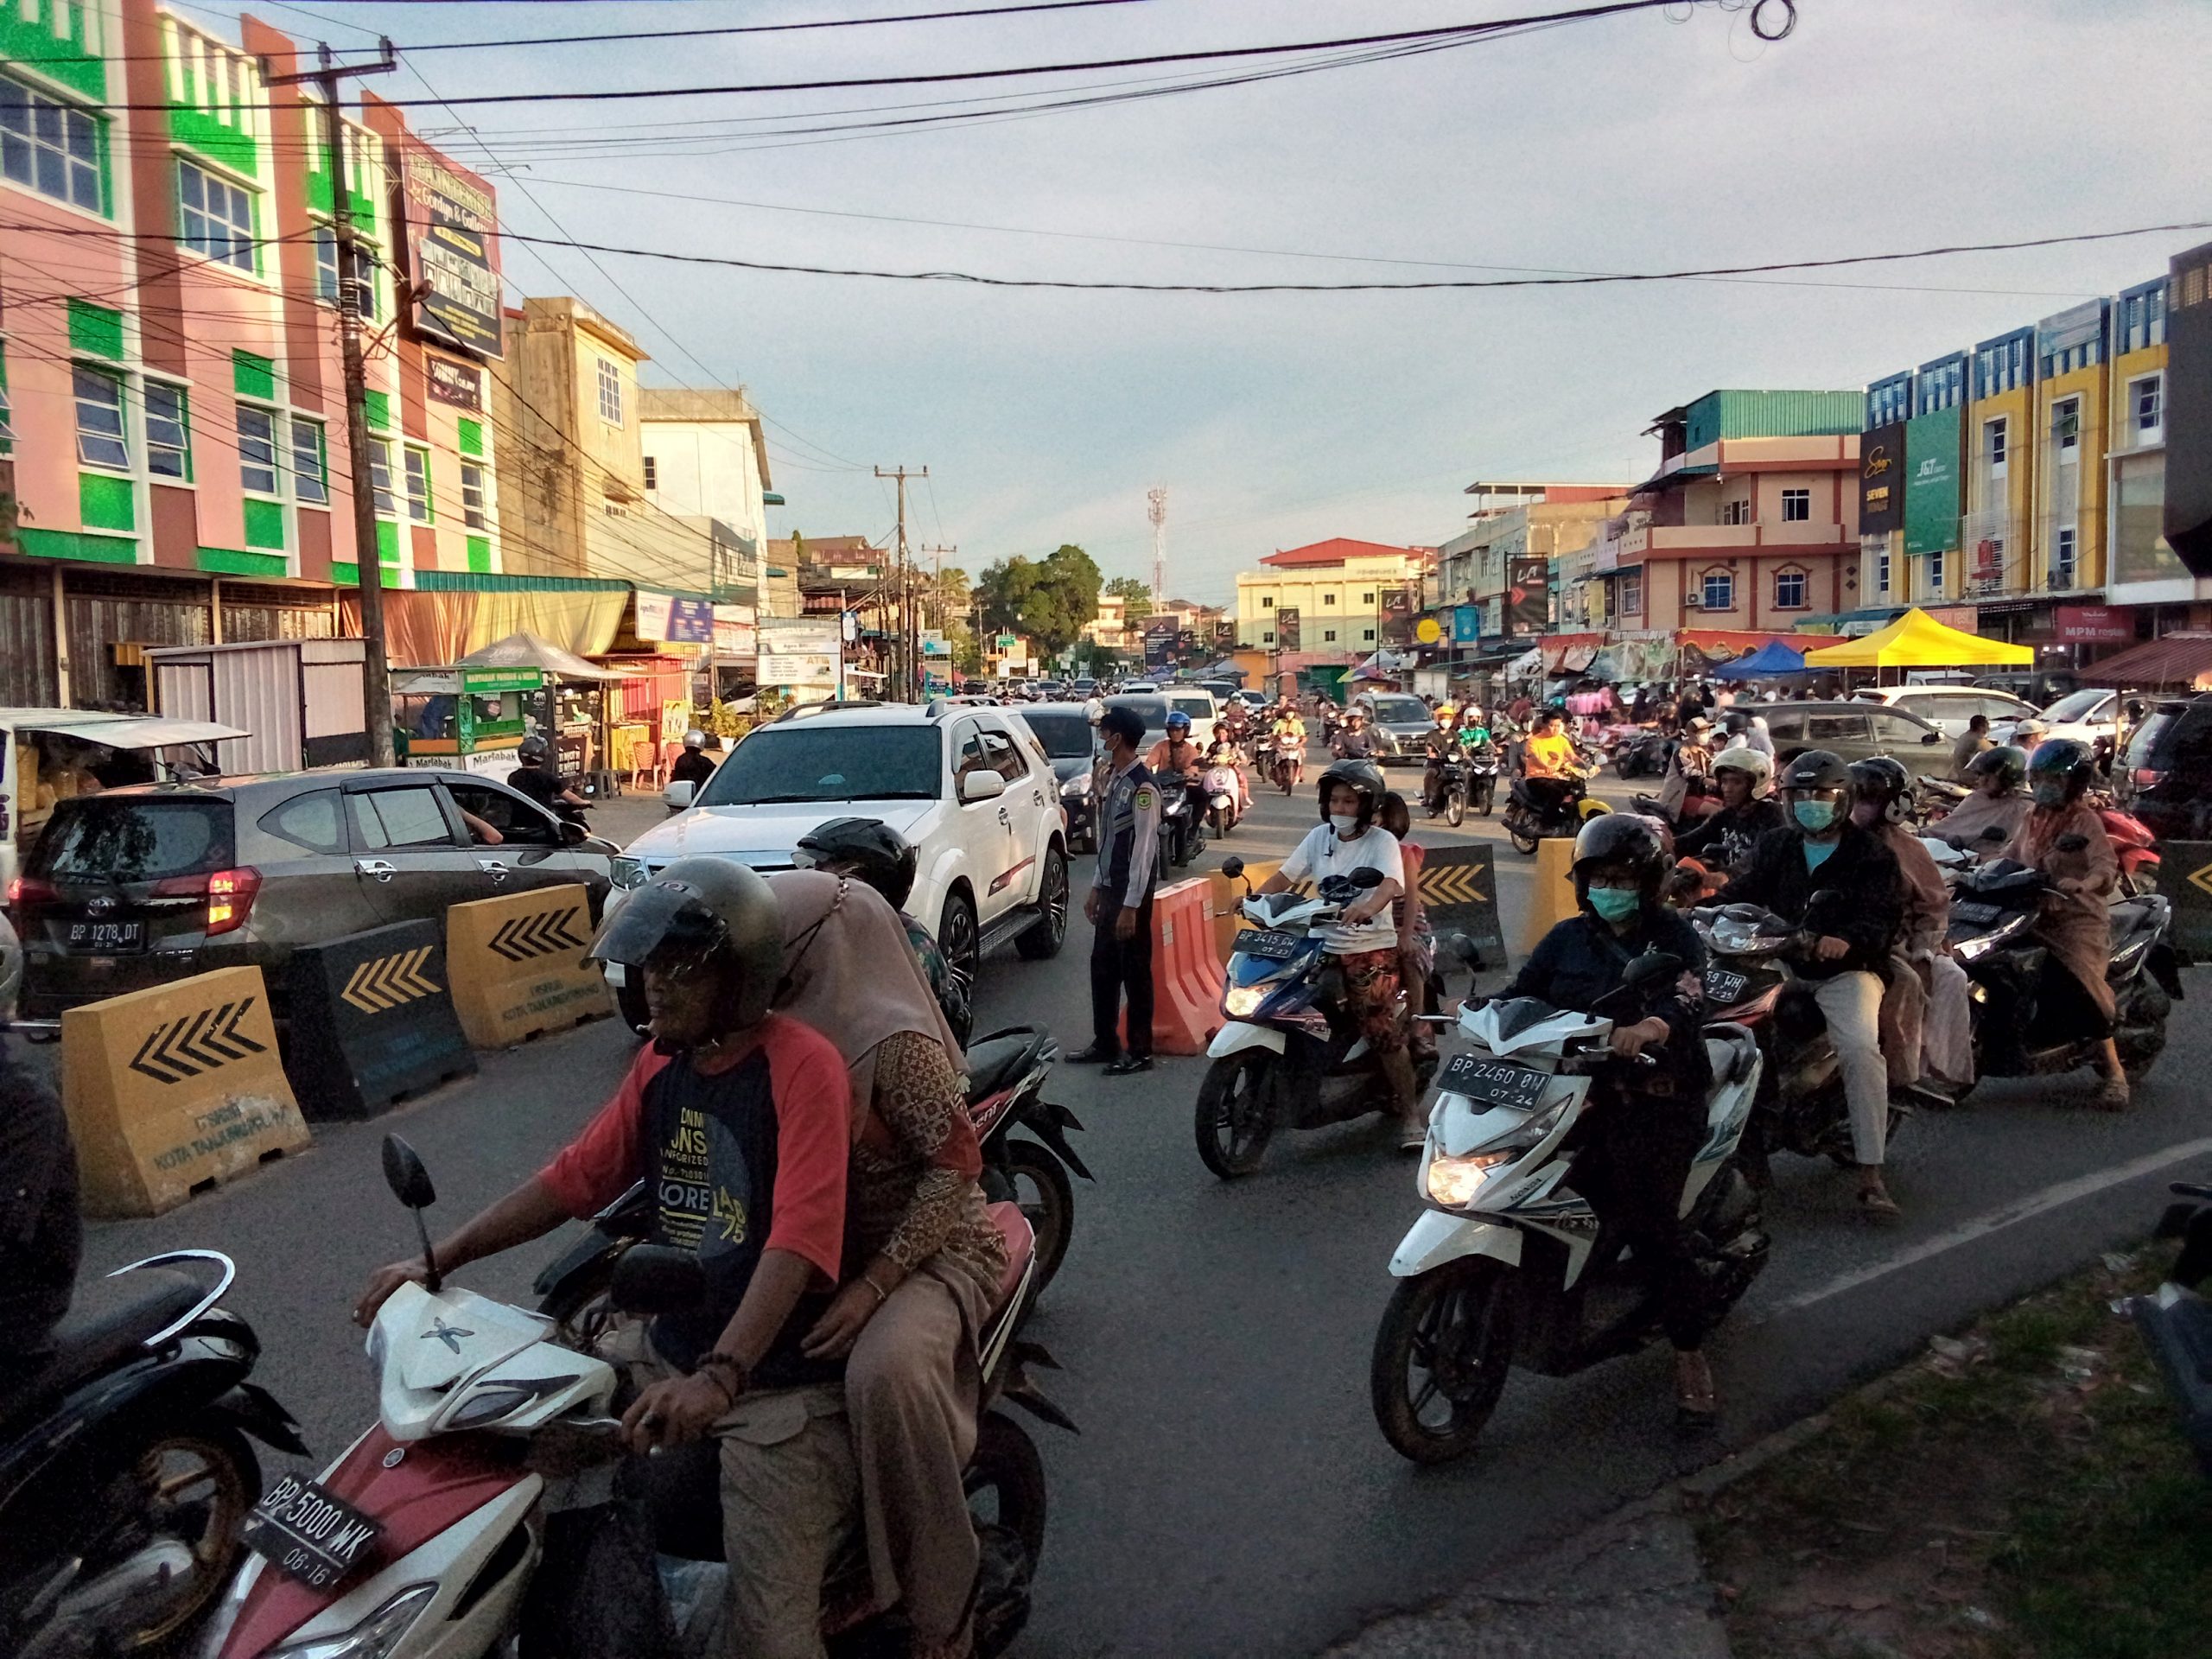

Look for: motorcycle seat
[0,1268,202,1424]
[966,1027,1048,1103]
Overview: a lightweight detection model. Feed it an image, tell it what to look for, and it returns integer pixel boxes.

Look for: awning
[1711,639,1809,680]
[1801,607,2032,669]
[2077,632,2212,691]
[17,716,250,749]
[461,632,632,681]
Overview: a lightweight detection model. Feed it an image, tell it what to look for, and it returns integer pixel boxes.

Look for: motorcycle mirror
[1622,950,1685,990]
[1220,856,1244,880]
[1349,865,1387,890]
[2056,834,2089,853]
[609,1245,709,1316]
[1980,825,2008,842]
[382,1134,436,1211]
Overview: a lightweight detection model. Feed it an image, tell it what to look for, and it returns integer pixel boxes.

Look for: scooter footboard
[1389,1209,1522,1278]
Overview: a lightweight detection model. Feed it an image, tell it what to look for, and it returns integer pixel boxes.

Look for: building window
[1699,570,1733,611]
[367,437,396,517]
[0,343,12,454]
[178,159,255,272]
[461,459,486,530]
[1774,568,1808,609]
[73,365,128,468]
[642,455,657,491]
[1322,592,1337,606]
[1262,632,1274,645]
[312,228,378,319]
[2053,528,2076,588]
[1985,417,2007,475]
[1363,629,1375,641]
[1322,628,1336,643]
[1361,590,1375,604]
[1781,488,1811,523]
[236,404,278,494]
[1875,549,1891,594]
[0,73,104,214]
[1261,596,1273,609]
[290,416,327,504]
[404,446,432,523]
[595,357,622,424]
[1928,548,1946,593]
[144,383,189,480]
[2134,375,2163,440]
[1620,572,1642,614]
[2053,397,2080,459]
[1721,499,1751,526]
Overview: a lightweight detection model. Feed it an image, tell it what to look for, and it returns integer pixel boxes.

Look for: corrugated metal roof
[416,571,632,594]
[1683,390,1863,450]
[2079,632,2212,690]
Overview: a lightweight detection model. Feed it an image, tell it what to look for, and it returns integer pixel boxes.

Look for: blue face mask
[1793,799,1839,833]
[1586,886,1641,923]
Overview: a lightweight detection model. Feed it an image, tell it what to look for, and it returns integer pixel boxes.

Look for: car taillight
[7,875,55,909]
[205,867,261,936]
[2135,767,2164,787]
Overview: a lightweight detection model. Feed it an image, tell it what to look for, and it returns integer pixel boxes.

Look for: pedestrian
[1071,705,1162,1077]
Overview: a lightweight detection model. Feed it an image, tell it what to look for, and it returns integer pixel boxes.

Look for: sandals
[1857,1185,1902,1223]
[2089,1073,2131,1114]
[1674,1356,1718,1432]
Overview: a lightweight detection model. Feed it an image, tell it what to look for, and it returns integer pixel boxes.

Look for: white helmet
[683,728,708,750]
[1711,746,1774,798]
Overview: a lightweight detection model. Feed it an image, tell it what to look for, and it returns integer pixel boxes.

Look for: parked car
[1851,684,2041,740]
[607,702,1071,1027]
[1740,700,1948,766]
[1974,668,2082,707]
[2120,696,2212,842]
[10,769,612,1022]
[1119,681,1160,695]
[1017,703,1101,855]
[1353,690,1433,764]
[2000,684,2141,750]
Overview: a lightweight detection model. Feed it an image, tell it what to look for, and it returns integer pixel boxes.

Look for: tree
[975,543,1103,658]
[1103,575,1153,624]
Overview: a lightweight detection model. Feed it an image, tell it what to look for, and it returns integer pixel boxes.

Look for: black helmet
[2027,737,2094,803]
[794,817,918,910]
[1847,756,1911,824]
[1316,758,1385,830]
[1968,744,2028,790]
[1779,748,1852,794]
[588,856,785,1037]
[517,734,550,765]
[1724,709,1750,732]
[1570,814,1666,904]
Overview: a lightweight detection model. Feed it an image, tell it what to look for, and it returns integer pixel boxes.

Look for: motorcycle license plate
[1702,965,1749,1006]
[1437,1053,1549,1112]
[243,1476,383,1589]
[1950,901,2003,926]
[1239,929,1301,961]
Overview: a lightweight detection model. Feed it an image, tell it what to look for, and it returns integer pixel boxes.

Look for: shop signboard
[1275,606,1301,652]
[1505,556,1550,637]
[633,592,713,645]
[2055,605,2134,644]
[757,617,841,688]
[397,137,504,359]
[920,631,951,658]
[425,358,483,411]
[1378,584,1415,646]
[1144,617,1178,664]
[2169,240,2212,575]
[1859,421,1906,535]
[1903,405,1962,556]
[1452,606,1481,645]
[711,604,755,658]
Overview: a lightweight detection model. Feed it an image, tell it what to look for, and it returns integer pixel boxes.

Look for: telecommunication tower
[1147,487,1168,606]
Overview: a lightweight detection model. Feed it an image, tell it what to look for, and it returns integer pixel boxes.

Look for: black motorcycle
[2130,1178,2212,1477]
[1611,731,1674,779]
[1159,774,1208,868]
[1503,772,1602,855]
[1465,741,1500,817]
[1423,751,1470,827]
[1,1251,303,1658]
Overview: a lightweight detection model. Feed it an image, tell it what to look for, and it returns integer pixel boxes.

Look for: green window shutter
[232,350,276,400]
[376,519,400,563]
[456,417,484,457]
[68,299,124,360]
[242,499,286,550]
[364,389,391,432]
[466,534,492,574]
[79,473,136,531]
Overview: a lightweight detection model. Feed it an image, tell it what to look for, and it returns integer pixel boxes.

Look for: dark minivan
[1017,704,1100,855]
[11,768,612,1020]
[2120,696,2212,842]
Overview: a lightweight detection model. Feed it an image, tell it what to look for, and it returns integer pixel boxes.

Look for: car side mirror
[958,769,1007,804]
[1923,731,1942,743]
[559,819,588,846]
[663,780,696,810]
[609,1245,708,1316]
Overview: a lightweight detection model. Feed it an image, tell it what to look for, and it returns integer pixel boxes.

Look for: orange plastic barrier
[1119,879,1221,1056]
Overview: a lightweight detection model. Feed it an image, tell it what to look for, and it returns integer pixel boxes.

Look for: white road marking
[1754,1135,2212,1321]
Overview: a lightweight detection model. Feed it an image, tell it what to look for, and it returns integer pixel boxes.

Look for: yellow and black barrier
[285,919,478,1119]
[445,882,612,1049]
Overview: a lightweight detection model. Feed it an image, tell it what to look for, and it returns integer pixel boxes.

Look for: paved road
[73,756,2212,1656]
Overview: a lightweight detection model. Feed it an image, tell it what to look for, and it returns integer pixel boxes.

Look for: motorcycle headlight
[1426,1147,1519,1207]
[1951,932,1999,963]
[269,1585,438,1659]
[1224,985,1268,1017]
[610,855,647,890]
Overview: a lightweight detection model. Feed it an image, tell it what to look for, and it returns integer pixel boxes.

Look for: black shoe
[1104,1055,1154,1077]
[1066,1045,1117,1065]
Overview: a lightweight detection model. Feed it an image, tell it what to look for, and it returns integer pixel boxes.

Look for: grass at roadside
[1693,1248,2212,1658]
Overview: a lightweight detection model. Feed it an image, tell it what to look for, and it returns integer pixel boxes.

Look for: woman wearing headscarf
[770,869,1007,1659]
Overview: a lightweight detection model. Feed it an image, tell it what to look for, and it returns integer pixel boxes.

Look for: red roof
[1261,537,1432,569]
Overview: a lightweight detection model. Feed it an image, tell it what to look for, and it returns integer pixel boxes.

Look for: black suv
[2121,696,2212,842]
[11,768,612,1020]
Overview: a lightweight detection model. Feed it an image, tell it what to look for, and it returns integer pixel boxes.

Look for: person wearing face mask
[1500,815,1720,1426]
[1939,744,2033,855]
[1715,750,1905,1219]
[2002,740,2128,1110]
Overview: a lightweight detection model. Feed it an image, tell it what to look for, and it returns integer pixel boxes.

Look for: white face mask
[1329,813,1361,836]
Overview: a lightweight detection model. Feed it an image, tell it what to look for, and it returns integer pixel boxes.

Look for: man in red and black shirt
[355,860,855,1658]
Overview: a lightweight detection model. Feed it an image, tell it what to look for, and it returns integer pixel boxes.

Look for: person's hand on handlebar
[1609,1016,1671,1058]
[1812,935,1851,962]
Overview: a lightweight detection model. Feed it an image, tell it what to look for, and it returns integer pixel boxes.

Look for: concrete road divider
[2159,841,2212,959]
[1207,860,1281,963]
[1415,843,1510,972]
[446,882,612,1049]
[61,966,308,1217]
[1515,836,1580,963]
[285,919,479,1120]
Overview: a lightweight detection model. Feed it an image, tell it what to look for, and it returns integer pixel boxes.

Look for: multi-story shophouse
[0,3,506,707]
[1235,537,1432,666]
[1595,391,1863,634]
[1434,484,1628,639]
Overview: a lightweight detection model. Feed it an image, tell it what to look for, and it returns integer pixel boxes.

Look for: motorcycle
[1193,860,1443,1179]
[2128,1177,2212,1478]
[198,1136,1070,1659]
[1370,956,1770,1464]
[963,1025,1091,1293]
[1944,853,2180,1091]
[1464,741,1500,817]
[1612,731,1674,780]
[2096,799,2161,895]
[1423,750,1470,828]
[2,1251,303,1659]
[1159,774,1207,868]
[1503,771,1607,855]
[1203,764,1243,837]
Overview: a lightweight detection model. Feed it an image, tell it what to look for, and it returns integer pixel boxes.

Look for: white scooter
[1370,952,1770,1463]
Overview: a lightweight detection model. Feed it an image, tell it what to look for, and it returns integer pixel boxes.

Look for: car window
[347,787,459,850]
[1871,710,1938,747]
[981,728,1028,783]
[1806,712,1870,743]
[258,788,346,855]
[952,719,989,783]
[1019,712,1092,760]
[698,725,942,804]
[444,779,559,847]
[2042,688,2107,723]
[1761,711,1805,741]
[30,798,234,881]
[2128,706,2184,771]
[1168,694,1213,721]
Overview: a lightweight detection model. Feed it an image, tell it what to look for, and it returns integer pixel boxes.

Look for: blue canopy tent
[1711,639,1808,681]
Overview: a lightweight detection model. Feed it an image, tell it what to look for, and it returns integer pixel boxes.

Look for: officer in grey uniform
[1071,704,1164,1076]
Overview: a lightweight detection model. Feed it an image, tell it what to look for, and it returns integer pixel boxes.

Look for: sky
[186,0,2212,601]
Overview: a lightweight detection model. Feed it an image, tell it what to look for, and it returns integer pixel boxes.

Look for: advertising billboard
[2168,241,2212,575]
[397,137,504,360]
[1452,605,1481,645]
[757,617,841,689]
[1505,556,1550,637]
[1903,405,1962,556]
[1378,583,1415,646]
[2054,605,2133,644]
[1275,606,1301,652]
[632,591,712,645]
[1144,616,1178,664]
[1859,421,1906,536]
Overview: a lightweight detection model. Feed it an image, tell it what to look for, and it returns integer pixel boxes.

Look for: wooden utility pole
[267,41,398,765]
[921,543,957,690]
[874,466,926,700]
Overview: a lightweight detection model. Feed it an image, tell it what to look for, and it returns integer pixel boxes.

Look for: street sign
[1415,617,1442,645]
[1452,606,1482,645]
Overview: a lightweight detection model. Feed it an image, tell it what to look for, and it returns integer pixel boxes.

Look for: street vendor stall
[391,664,543,780]
[1712,639,1810,681]
[460,632,632,787]
[1801,607,2032,676]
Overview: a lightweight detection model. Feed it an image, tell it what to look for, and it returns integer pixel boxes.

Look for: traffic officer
[1071,704,1163,1076]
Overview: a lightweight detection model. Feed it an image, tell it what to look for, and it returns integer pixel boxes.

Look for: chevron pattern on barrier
[486,906,588,963]
[126,998,270,1085]
[1420,863,1493,907]
[340,946,442,1015]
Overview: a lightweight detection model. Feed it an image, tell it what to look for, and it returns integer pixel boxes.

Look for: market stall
[391,664,543,780]
[460,632,632,788]
[1712,639,1811,681]
[1800,607,2032,677]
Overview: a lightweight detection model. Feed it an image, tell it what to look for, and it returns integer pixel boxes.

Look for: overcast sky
[207,0,2212,601]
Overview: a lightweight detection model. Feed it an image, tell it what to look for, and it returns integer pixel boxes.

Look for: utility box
[147,638,371,774]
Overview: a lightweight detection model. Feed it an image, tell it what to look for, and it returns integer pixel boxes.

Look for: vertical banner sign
[1904,405,1963,556]
[1505,556,1550,637]
[2167,242,2212,576]
[1144,616,1178,665]
[1275,606,1301,652]
[399,138,504,359]
[1379,585,1415,646]
[1452,605,1481,645]
[1859,421,1906,536]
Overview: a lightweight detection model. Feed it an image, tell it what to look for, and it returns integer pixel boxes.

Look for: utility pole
[267,41,398,765]
[921,544,957,693]
[875,466,926,701]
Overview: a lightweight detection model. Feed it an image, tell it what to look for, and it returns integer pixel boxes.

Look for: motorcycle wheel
[1446,785,1465,829]
[1508,825,1539,855]
[1476,781,1494,817]
[1003,1139,1075,1293]
[966,1414,1049,1659]
[1613,755,1634,779]
[1194,1051,1276,1179]
[1370,1258,1516,1465]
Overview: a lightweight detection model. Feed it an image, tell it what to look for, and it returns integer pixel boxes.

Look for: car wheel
[939,888,980,1001]
[1016,845,1070,960]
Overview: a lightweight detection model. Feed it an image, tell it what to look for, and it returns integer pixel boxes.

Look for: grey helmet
[588,857,785,1037]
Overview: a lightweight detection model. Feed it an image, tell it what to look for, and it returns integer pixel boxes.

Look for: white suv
[603,702,1071,1024]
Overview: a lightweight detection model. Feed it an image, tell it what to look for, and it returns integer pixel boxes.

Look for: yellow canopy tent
[1799,607,2031,669]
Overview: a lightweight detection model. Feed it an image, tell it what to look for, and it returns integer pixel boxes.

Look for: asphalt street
[68,760,2212,1657]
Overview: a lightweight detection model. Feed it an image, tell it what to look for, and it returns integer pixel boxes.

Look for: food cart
[391,664,544,780]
